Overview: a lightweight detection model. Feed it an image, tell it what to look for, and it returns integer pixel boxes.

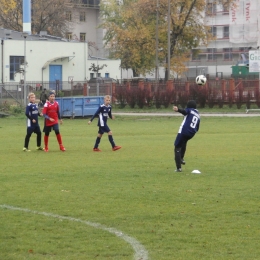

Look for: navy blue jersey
[90,104,112,127]
[177,108,200,136]
[25,102,40,127]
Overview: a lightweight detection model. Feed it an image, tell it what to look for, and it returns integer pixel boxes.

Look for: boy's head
[49,92,55,102]
[187,100,196,109]
[104,95,111,105]
[28,92,36,103]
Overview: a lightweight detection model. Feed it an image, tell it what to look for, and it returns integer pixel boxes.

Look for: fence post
[166,79,173,92]
[83,83,87,96]
[112,83,116,103]
[229,78,235,102]
[138,80,144,90]
[221,79,226,101]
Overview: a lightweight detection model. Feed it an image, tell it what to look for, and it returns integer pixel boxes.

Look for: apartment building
[187,0,260,79]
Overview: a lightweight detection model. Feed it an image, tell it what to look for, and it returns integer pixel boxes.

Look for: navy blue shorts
[27,125,41,135]
[98,125,111,134]
[174,133,194,147]
[43,123,59,133]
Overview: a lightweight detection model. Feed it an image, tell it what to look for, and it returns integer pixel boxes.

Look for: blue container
[55,96,105,118]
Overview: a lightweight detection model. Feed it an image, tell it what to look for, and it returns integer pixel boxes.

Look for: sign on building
[249,50,260,72]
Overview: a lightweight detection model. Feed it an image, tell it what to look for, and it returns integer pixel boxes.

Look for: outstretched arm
[173,106,187,116]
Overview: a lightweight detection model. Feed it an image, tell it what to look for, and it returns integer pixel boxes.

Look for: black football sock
[108,135,115,148]
[94,137,101,148]
[37,132,42,147]
[24,133,31,148]
[174,147,182,169]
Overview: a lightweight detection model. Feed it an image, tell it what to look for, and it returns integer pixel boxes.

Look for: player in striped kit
[88,95,121,152]
[173,100,200,172]
[23,92,43,152]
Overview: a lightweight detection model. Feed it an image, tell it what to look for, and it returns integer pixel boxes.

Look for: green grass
[1,115,260,260]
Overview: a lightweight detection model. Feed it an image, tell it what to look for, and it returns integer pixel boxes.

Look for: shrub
[154,89,162,109]
[161,89,175,108]
[136,88,147,109]
[115,86,127,108]
[126,88,138,108]
[178,92,190,108]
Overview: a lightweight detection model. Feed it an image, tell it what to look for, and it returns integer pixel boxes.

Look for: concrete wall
[0,39,120,83]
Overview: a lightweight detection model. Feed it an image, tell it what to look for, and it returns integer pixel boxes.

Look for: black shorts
[43,123,59,133]
[174,133,194,147]
[98,125,111,134]
[27,125,41,135]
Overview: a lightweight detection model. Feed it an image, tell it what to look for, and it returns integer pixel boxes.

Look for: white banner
[229,0,259,43]
[249,50,260,72]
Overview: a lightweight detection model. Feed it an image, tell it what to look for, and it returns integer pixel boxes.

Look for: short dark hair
[187,100,197,109]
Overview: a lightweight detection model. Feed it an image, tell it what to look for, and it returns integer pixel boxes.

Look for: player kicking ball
[173,100,200,172]
[88,95,121,152]
[42,92,66,152]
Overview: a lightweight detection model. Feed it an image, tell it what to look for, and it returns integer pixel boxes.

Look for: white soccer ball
[195,75,207,86]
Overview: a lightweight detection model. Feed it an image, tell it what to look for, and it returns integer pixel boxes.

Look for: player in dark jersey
[23,92,44,152]
[88,95,121,152]
[173,100,200,172]
[42,92,65,152]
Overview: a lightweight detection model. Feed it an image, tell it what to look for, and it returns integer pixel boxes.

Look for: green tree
[100,0,234,78]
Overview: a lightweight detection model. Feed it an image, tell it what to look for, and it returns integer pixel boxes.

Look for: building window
[208,48,217,60]
[222,2,229,14]
[66,11,72,21]
[90,73,94,79]
[239,47,249,52]
[66,33,72,40]
[223,26,229,38]
[10,56,24,80]
[207,2,216,15]
[80,12,86,22]
[223,48,233,60]
[80,33,86,41]
[105,73,109,78]
[210,26,217,37]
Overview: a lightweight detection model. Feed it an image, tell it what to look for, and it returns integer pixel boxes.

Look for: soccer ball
[195,75,207,86]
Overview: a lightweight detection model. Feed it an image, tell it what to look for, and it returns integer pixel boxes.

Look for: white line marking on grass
[0,204,149,260]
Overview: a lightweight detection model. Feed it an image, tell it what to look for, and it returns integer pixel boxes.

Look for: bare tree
[0,0,75,37]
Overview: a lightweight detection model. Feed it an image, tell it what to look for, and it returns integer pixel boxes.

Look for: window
[223,48,233,60]
[210,27,217,37]
[207,48,217,60]
[90,73,94,79]
[66,32,72,40]
[223,26,229,38]
[105,73,109,78]
[80,33,86,41]
[10,56,24,80]
[80,12,86,22]
[207,2,216,15]
[222,2,229,14]
[66,11,72,21]
[239,47,249,52]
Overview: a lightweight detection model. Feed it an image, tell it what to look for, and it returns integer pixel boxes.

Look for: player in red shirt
[42,92,66,152]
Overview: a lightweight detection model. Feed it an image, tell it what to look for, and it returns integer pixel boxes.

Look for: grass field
[1,115,260,260]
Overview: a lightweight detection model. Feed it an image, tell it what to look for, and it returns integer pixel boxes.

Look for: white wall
[1,39,121,83]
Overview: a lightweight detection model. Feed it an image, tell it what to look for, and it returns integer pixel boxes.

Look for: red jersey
[43,100,60,126]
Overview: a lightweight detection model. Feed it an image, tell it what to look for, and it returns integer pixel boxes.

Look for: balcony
[68,0,100,9]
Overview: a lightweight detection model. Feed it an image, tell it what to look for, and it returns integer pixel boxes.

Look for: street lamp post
[23,32,28,106]
[155,0,159,91]
[167,0,171,80]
